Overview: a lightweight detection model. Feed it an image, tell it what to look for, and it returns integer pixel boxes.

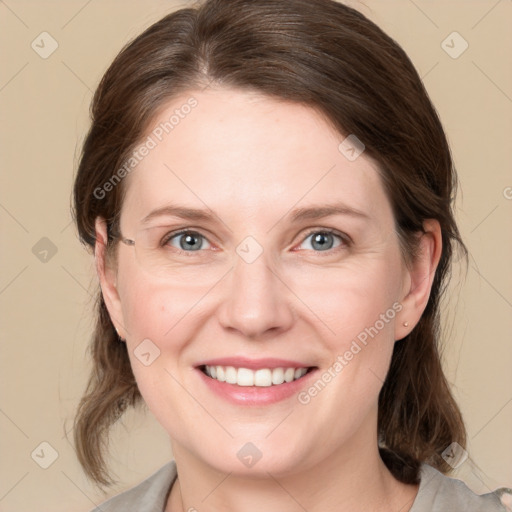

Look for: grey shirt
[90,460,508,511]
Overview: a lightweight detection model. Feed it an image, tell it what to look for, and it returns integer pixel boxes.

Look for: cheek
[118,277,192,426]
[120,285,165,340]
[117,258,205,341]
[292,261,402,435]
[291,257,402,346]
[117,270,211,391]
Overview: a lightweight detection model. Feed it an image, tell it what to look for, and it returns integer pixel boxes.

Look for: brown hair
[72,0,468,488]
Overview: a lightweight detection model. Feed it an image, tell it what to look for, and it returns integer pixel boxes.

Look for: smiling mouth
[199,365,316,387]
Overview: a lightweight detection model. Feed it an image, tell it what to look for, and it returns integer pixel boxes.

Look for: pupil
[312,232,332,251]
[182,234,200,250]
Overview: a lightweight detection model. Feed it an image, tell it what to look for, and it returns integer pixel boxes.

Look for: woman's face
[99,86,420,476]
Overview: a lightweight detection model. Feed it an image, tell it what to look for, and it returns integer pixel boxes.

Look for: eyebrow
[289,203,370,222]
[140,202,370,225]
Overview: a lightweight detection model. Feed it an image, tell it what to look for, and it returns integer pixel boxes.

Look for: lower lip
[196,367,318,406]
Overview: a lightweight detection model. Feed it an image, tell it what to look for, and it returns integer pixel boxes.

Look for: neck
[166,428,419,512]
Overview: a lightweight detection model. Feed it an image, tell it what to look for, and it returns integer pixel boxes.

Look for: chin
[196,439,310,478]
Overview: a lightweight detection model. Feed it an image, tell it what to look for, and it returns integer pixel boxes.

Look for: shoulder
[410,463,509,512]
[89,461,177,512]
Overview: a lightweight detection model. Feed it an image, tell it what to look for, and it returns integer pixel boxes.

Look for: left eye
[298,230,345,252]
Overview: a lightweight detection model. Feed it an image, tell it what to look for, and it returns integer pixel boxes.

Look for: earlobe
[395,219,442,341]
[94,217,127,340]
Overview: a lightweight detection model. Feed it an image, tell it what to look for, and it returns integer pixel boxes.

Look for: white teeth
[216,366,226,382]
[225,366,237,384]
[284,368,295,382]
[272,367,284,385]
[237,367,254,386]
[203,365,309,387]
[294,368,303,379]
[254,369,272,387]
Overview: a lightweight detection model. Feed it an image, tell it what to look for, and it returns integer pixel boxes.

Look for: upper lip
[196,357,315,370]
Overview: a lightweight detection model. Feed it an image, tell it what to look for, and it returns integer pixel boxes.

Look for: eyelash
[160,228,352,257]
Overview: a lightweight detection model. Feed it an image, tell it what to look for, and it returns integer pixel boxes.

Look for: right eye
[161,230,213,253]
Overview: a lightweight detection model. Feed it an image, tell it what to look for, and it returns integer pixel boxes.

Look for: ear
[395,219,442,341]
[94,217,127,340]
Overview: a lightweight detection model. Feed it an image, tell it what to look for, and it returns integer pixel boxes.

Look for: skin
[95,86,442,512]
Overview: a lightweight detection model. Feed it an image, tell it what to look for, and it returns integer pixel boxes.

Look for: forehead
[121,87,392,229]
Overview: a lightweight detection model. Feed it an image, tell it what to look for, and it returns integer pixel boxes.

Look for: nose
[216,250,296,340]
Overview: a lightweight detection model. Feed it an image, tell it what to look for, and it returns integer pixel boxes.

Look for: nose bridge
[217,241,294,338]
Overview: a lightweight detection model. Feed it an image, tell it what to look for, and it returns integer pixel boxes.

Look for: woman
[71,0,509,510]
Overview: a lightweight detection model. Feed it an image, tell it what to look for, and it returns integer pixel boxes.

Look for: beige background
[0,1,511,510]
